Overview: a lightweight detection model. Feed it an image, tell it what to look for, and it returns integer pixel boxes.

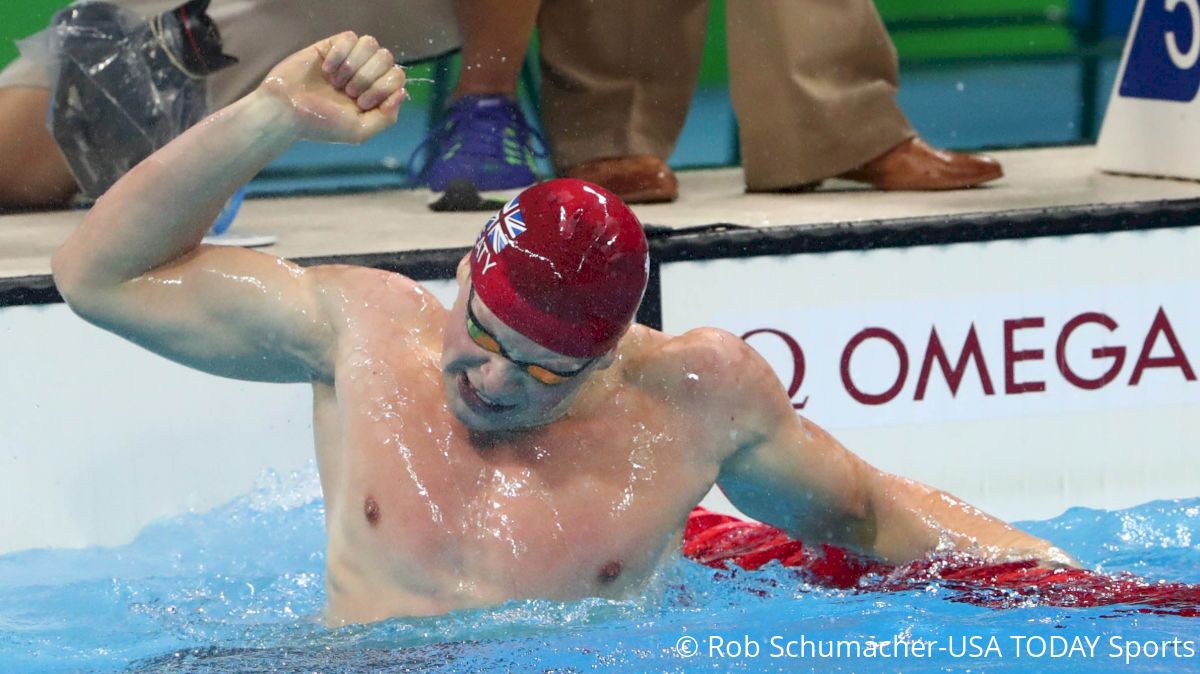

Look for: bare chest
[318,363,718,612]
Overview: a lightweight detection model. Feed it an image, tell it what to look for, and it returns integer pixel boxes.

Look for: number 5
[1165,0,1200,70]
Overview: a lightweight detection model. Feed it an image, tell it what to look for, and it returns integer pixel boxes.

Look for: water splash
[1,479,1198,673]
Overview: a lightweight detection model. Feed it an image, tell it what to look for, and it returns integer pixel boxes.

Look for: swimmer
[52,33,1077,625]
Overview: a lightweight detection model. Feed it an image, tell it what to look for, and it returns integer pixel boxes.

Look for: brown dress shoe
[839,137,1003,190]
[564,155,679,204]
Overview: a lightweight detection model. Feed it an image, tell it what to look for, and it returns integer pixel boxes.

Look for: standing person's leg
[538,0,708,203]
[727,0,912,190]
[453,0,538,98]
[0,86,76,210]
[727,0,1000,191]
[409,0,544,199]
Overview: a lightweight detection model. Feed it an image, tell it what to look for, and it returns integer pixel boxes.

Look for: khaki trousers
[538,0,916,189]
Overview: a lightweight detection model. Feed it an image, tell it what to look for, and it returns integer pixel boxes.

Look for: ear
[455,254,471,286]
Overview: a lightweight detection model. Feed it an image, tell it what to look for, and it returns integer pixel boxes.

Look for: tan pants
[538,0,916,190]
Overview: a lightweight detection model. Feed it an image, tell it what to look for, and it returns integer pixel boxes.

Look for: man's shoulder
[657,326,749,364]
[308,265,446,326]
[311,265,442,307]
[621,325,790,463]
[626,325,770,396]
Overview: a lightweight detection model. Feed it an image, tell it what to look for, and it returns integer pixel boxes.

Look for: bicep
[718,411,879,550]
[677,331,877,549]
[72,245,337,383]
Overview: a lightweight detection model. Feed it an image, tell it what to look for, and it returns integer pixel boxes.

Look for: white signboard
[663,227,1200,521]
[1097,0,1200,179]
[0,279,460,554]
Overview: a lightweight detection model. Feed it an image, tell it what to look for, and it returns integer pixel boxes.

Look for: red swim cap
[469,179,649,359]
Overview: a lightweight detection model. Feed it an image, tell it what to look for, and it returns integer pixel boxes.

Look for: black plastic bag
[45,0,238,199]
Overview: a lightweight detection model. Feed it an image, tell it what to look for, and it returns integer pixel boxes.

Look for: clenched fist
[258,32,407,144]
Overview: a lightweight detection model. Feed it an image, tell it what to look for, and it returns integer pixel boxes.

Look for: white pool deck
[3,145,1200,281]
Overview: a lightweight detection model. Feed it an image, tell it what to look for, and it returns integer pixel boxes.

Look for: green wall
[695,0,1075,85]
[1,0,70,67]
[876,0,1075,62]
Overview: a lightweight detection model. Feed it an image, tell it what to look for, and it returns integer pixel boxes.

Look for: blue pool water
[2,467,1198,673]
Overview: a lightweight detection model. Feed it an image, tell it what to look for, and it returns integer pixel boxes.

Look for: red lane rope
[681,507,1200,617]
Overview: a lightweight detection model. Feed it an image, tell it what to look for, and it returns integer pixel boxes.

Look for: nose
[472,356,523,402]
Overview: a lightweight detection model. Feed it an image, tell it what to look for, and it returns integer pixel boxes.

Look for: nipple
[598,560,622,584]
[364,495,381,526]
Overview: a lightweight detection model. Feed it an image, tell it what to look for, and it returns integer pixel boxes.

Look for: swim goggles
[466,288,593,386]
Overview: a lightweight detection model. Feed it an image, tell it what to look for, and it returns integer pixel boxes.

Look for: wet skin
[307,264,1074,624]
[312,268,732,623]
[51,32,1076,628]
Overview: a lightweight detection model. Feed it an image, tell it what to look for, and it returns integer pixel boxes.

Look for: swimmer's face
[441,281,604,432]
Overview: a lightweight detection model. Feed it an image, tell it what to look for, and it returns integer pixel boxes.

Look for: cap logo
[473,195,527,276]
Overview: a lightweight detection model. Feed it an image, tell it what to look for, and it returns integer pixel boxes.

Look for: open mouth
[457,372,516,414]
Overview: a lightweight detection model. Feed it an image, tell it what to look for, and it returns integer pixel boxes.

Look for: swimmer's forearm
[54,91,299,289]
[865,473,1079,568]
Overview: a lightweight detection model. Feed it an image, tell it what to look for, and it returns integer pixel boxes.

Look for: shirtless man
[52,33,1075,625]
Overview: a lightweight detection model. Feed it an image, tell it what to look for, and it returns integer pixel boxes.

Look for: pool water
[2,465,1197,673]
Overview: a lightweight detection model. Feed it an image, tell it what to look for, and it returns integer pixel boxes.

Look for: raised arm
[52,32,406,382]
[705,333,1078,568]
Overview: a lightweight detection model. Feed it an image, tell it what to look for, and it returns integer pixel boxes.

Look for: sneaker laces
[406,95,547,187]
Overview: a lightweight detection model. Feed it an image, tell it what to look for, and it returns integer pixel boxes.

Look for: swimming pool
[2,463,1196,673]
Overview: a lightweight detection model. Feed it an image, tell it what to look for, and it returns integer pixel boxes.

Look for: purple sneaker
[409,94,545,199]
